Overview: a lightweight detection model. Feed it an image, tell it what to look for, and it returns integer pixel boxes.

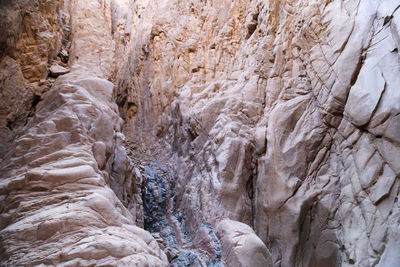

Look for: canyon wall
[0,0,167,265]
[1,0,400,266]
[115,0,400,266]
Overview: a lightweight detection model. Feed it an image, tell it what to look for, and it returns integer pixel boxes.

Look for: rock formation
[1,0,400,266]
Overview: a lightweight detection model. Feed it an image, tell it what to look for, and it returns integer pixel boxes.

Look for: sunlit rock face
[1,0,400,266]
[115,0,400,266]
[0,0,167,266]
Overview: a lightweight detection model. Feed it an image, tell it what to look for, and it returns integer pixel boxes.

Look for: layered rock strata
[0,72,167,266]
[0,0,167,265]
[1,0,400,266]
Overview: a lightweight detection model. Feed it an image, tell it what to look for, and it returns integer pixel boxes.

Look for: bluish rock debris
[142,164,224,267]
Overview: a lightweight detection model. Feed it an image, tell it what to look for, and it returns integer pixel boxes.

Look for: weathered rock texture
[1,0,400,266]
[0,0,167,266]
[115,0,400,266]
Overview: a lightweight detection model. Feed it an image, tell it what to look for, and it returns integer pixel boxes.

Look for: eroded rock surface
[0,73,167,266]
[0,0,167,266]
[216,219,273,267]
[1,0,400,266]
[114,0,400,266]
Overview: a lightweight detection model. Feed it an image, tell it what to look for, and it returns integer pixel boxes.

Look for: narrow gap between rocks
[128,153,223,266]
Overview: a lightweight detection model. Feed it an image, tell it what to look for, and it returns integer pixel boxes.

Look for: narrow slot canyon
[1,0,400,266]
